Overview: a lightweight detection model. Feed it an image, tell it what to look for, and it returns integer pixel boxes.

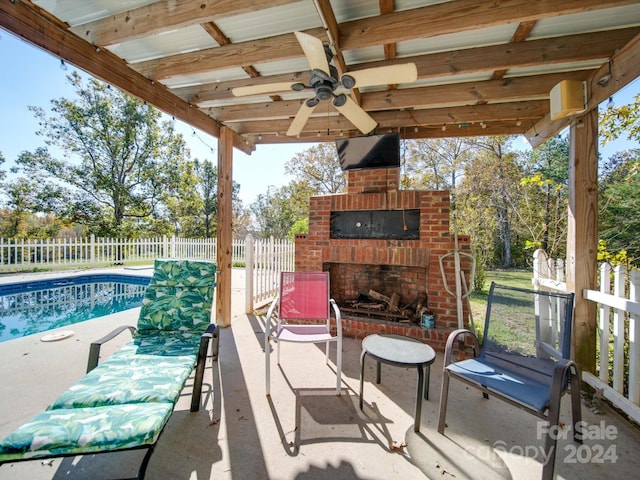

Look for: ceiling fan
[232,31,418,137]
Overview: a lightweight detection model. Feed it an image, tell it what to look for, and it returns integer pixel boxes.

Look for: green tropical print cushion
[137,259,216,333]
[0,403,173,461]
[49,358,194,409]
[0,259,217,464]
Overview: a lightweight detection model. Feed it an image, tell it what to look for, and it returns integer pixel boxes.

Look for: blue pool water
[0,274,151,343]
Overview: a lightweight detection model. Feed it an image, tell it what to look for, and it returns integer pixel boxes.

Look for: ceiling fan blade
[333,96,377,135]
[345,63,418,89]
[294,31,330,74]
[287,101,318,136]
[232,82,298,97]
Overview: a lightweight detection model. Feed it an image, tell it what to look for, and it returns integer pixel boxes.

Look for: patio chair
[437,282,582,480]
[0,259,217,479]
[265,271,342,395]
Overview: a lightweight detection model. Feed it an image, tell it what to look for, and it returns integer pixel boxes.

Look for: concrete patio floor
[0,267,639,479]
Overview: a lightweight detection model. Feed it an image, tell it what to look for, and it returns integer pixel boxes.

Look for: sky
[1,30,638,206]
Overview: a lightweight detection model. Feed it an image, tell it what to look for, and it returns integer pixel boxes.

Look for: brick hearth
[295,166,470,351]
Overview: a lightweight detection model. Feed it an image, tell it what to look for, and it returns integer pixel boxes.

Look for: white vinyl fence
[0,235,249,270]
[0,234,295,316]
[244,234,295,312]
[533,249,640,424]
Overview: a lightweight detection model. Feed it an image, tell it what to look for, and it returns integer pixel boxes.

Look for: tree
[15,72,187,237]
[600,92,640,145]
[249,185,300,239]
[285,143,345,194]
[457,137,526,268]
[164,158,241,238]
[520,135,569,258]
[599,93,640,265]
[598,150,640,266]
[401,138,472,190]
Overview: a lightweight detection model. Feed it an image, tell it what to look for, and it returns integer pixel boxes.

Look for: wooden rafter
[0,0,254,154]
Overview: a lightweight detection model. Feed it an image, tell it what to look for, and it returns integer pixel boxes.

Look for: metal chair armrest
[443,328,480,367]
[264,296,279,342]
[86,325,137,372]
[330,298,342,336]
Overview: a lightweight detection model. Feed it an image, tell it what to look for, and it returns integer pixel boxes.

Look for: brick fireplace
[295,166,470,351]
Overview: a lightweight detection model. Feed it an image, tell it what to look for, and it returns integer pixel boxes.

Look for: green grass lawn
[467,269,533,335]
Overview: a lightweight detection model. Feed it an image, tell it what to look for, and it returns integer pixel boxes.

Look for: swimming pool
[0,273,151,343]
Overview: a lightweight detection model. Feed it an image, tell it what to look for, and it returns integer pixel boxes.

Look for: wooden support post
[566,109,599,373]
[216,126,233,327]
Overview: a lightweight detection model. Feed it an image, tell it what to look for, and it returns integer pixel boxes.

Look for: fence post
[90,234,95,266]
[613,265,627,394]
[598,263,612,384]
[532,249,548,288]
[629,269,640,405]
[245,234,255,314]
[170,235,176,258]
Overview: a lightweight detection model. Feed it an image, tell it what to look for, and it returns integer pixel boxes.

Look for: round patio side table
[359,333,436,432]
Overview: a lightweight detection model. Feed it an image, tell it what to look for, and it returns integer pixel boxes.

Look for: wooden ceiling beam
[491,20,537,80]
[379,0,397,61]
[526,31,640,147]
[0,0,254,155]
[338,0,639,50]
[200,21,281,102]
[244,122,528,144]
[134,9,636,85]
[212,71,588,122]
[134,27,326,80]
[180,28,637,105]
[362,71,593,111]
[69,0,300,46]
[225,100,548,135]
[312,0,360,103]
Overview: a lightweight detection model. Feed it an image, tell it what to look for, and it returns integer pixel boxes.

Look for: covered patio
[1,1,640,478]
[2,2,640,365]
[0,268,639,479]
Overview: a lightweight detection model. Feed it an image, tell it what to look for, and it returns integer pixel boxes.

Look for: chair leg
[543,362,570,480]
[359,349,367,410]
[569,364,583,443]
[325,340,330,365]
[190,336,211,412]
[542,413,560,480]
[265,331,271,396]
[437,369,451,434]
[336,337,342,395]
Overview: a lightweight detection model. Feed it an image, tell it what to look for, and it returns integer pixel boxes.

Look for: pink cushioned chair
[265,271,342,395]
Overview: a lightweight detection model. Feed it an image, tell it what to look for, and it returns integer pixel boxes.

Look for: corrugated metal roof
[16,0,639,144]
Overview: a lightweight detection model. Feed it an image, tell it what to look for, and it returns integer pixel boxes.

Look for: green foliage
[249,185,300,239]
[288,217,309,240]
[600,92,640,145]
[286,143,345,194]
[472,250,486,293]
[598,151,640,267]
[597,240,631,267]
[14,72,187,237]
[250,143,342,238]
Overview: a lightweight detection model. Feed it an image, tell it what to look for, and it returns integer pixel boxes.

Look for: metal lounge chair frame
[438,282,582,480]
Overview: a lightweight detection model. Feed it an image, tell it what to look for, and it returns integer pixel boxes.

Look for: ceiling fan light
[306,97,320,108]
[332,94,347,107]
[341,74,356,89]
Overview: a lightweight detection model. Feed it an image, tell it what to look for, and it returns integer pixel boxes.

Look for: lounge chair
[0,259,218,479]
